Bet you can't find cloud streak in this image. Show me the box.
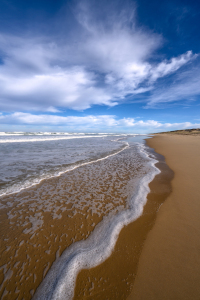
[145,64,200,108]
[1,112,199,133]
[0,0,197,113]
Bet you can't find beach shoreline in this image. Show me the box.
[1,136,158,300]
[128,134,200,300]
[3,134,194,300]
[73,139,173,299]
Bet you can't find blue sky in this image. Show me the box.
[0,0,200,133]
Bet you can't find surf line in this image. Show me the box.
[0,139,129,198]
[0,135,110,143]
[33,143,160,300]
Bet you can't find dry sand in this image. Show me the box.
[128,134,200,300]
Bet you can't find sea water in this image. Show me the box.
[0,132,159,299]
[0,133,128,196]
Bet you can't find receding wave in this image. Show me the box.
[33,143,160,300]
[0,140,129,197]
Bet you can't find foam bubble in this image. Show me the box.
[0,133,133,142]
[0,135,107,143]
[33,143,160,300]
[0,140,129,197]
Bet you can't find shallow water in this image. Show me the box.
[0,133,157,300]
[0,133,129,196]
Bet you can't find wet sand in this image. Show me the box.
[73,146,173,299]
[128,134,200,300]
[0,145,146,299]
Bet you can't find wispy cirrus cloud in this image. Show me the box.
[145,64,200,108]
[149,51,197,82]
[0,0,197,113]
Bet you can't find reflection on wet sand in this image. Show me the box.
[1,146,146,299]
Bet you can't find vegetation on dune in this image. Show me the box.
[155,128,200,135]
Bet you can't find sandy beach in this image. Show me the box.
[0,136,173,300]
[0,0,200,297]
[0,145,133,299]
[1,133,200,299]
[1,137,155,300]
[128,134,200,300]
[73,143,173,299]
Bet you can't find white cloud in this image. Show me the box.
[0,112,118,127]
[0,65,114,110]
[145,66,200,108]
[0,1,197,112]
[0,112,199,133]
[149,51,197,82]
[46,106,61,113]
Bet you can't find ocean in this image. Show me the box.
[0,133,159,299]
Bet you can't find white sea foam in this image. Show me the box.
[0,140,129,197]
[33,143,160,300]
[0,135,107,143]
[0,132,133,138]
[0,134,134,143]
[0,132,74,136]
